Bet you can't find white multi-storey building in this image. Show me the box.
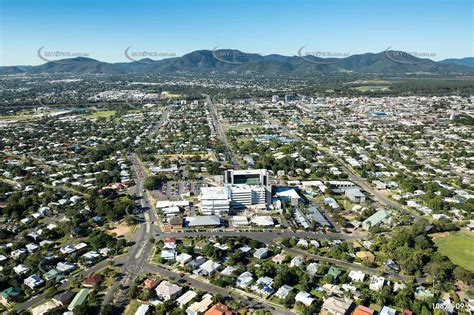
[224,169,271,210]
[199,186,231,215]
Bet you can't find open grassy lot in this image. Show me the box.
[124,300,142,315]
[227,124,262,130]
[0,115,38,121]
[84,111,116,118]
[352,85,390,92]
[432,231,474,271]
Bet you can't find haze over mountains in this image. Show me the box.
[1,49,473,76]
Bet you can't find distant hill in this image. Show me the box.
[1,49,473,76]
[440,57,474,68]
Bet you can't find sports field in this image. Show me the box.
[433,231,474,271]
[84,111,116,118]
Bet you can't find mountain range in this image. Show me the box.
[1,49,473,76]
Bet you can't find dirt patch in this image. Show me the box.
[109,224,132,238]
[430,232,449,239]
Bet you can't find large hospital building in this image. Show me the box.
[199,169,271,215]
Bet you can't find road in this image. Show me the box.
[158,230,366,242]
[321,147,427,222]
[142,264,295,315]
[148,107,169,140]
[206,95,241,169]
[16,258,115,312]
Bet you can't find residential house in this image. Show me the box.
[348,270,366,282]
[353,305,374,315]
[251,277,274,296]
[295,291,314,306]
[356,251,375,263]
[196,260,221,276]
[327,266,342,279]
[274,285,293,300]
[176,290,197,307]
[176,253,193,266]
[236,272,253,289]
[380,306,397,315]
[82,274,103,287]
[369,276,385,291]
[144,278,160,290]
[68,288,90,311]
[290,256,304,268]
[56,262,76,274]
[53,291,75,307]
[306,262,319,276]
[253,248,270,259]
[13,264,29,276]
[321,296,354,315]
[187,293,213,315]
[155,280,182,301]
[24,274,44,289]
[204,303,233,315]
[135,304,150,315]
[0,287,21,308]
[271,253,285,264]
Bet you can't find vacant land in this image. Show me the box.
[433,231,474,271]
[0,115,38,121]
[109,223,132,238]
[353,85,390,92]
[84,111,116,118]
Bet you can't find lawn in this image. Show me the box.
[433,231,474,271]
[84,111,116,118]
[0,115,37,121]
[227,124,262,131]
[353,85,390,92]
[124,300,142,315]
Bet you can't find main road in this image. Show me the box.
[206,94,241,170]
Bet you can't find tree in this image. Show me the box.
[144,175,166,190]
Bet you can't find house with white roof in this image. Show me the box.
[186,293,213,315]
[24,274,44,289]
[196,260,221,276]
[14,264,29,275]
[253,248,270,259]
[380,306,397,315]
[176,253,192,266]
[274,285,293,299]
[160,249,176,261]
[369,275,385,291]
[290,256,304,268]
[56,262,76,274]
[251,277,274,296]
[155,281,182,301]
[236,271,253,288]
[306,262,319,276]
[348,270,366,282]
[295,291,314,306]
[176,290,197,307]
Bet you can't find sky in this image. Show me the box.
[1,0,473,66]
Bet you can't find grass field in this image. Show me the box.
[84,111,116,118]
[0,115,37,121]
[433,231,474,271]
[227,124,262,130]
[353,85,390,92]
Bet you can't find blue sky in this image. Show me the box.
[1,0,472,65]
